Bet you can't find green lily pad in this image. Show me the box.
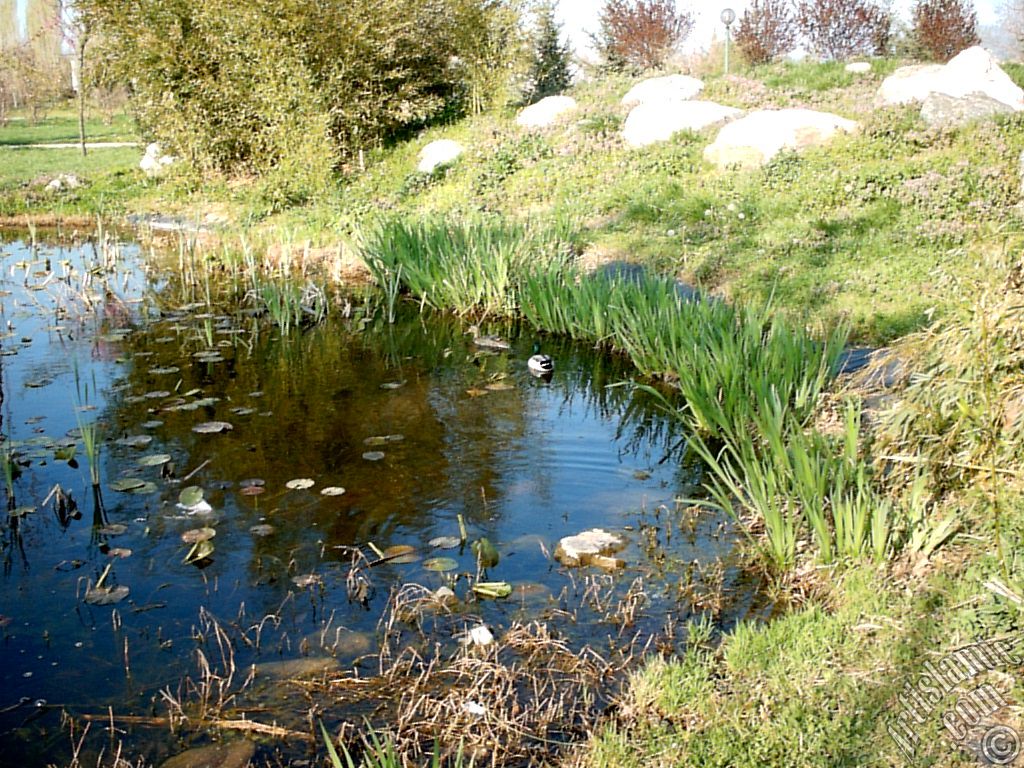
[249,524,275,537]
[429,536,461,550]
[148,366,180,375]
[423,557,458,572]
[144,390,171,399]
[178,486,204,507]
[193,421,232,434]
[138,454,172,467]
[110,478,146,492]
[130,481,159,495]
[116,435,153,449]
[472,581,512,599]
[141,420,164,429]
[363,436,388,447]
[184,538,215,564]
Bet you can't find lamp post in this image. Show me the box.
[721,8,736,76]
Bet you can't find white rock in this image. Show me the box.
[417,139,464,173]
[704,108,858,169]
[140,142,177,177]
[467,624,494,646]
[623,100,742,148]
[554,528,625,567]
[46,173,82,192]
[845,62,871,74]
[876,46,1024,110]
[620,74,704,107]
[515,95,578,129]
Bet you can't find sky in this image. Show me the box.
[555,0,1002,56]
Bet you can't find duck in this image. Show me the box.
[466,324,511,351]
[527,342,554,377]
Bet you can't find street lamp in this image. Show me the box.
[721,8,736,76]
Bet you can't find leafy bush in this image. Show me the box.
[795,0,893,59]
[592,0,695,71]
[735,0,799,65]
[526,0,572,102]
[79,0,522,196]
[911,0,980,62]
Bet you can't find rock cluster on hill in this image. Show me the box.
[704,108,858,169]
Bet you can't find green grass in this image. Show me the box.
[0,112,137,146]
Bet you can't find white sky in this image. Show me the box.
[555,0,1002,55]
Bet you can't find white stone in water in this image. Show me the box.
[515,95,578,129]
[621,74,704,106]
[467,624,494,646]
[554,528,625,567]
[417,139,464,173]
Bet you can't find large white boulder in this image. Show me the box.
[417,139,463,173]
[704,108,858,169]
[620,74,704,107]
[877,46,1024,110]
[623,100,742,148]
[140,142,176,177]
[516,95,578,129]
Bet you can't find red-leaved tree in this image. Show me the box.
[735,0,799,64]
[795,0,893,59]
[592,0,695,70]
[912,0,980,61]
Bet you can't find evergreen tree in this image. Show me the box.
[528,1,571,102]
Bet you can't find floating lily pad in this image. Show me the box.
[293,573,322,588]
[382,544,420,565]
[141,420,164,429]
[240,478,265,488]
[184,539,215,564]
[144,390,171,399]
[178,486,204,508]
[130,481,159,495]
[97,524,128,536]
[362,451,385,462]
[192,421,233,434]
[54,445,76,461]
[137,454,172,467]
[363,436,388,447]
[116,435,153,449]
[386,434,405,443]
[181,527,216,544]
[107,548,132,559]
[285,478,314,490]
[84,585,129,605]
[472,581,512,599]
[320,486,346,497]
[148,366,180,375]
[249,524,275,537]
[423,557,458,572]
[429,536,461,550]
[229,407,256,416]
[239,485,264,497]
[110,478,146,492]
[380,381,406,390]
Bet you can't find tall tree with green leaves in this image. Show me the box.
[0,0,18,50]
[26,0,62,68]
[527,1,571,102]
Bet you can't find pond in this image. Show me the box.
[0,232,760,766]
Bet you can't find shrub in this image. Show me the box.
[592,0,695,71]
[78,0,522,196]
[795,0,893,59]
[735,0,799,65]
[527,0,572,102]
[911,0,980,62]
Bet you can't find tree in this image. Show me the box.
[527,0,571,101]
[592,0,694,71]
[795,0,893,59]
[0,0,17,50]
[735,0,799,65]
[912,0,980,61]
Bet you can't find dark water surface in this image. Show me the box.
[0,234,758,765]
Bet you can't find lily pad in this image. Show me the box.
[239,478,265,488]
[423,557,458,572]
[380,381,406,390]
[144,390,171,399]
[471,537,500,568]
[148,366,180,375]
[320,486,346,497]
[110,478,146,492]
[84,585,130,605]
[192,421,233,434]
[249,524,275,537]
[239,485,264,497]
[178,486,204,508]
[362,451,385,462]
[382,544,420,565]
[293,574,322,588]
[97,523,128,536]
[184,539,215,564]
[141,420,164,429]
[472,581,512,599]
[229,407,256,416]
[107,548,132,559]
[137,453,172,467]
[116,435,153,449]
[181,527,216,544]
[285,478,315,490]
[130,481,159,495]
[429,536,461,550]
[363,436,388,447]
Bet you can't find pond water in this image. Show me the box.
[0,233,759,766]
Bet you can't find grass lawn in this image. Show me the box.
[0,111,137,146]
